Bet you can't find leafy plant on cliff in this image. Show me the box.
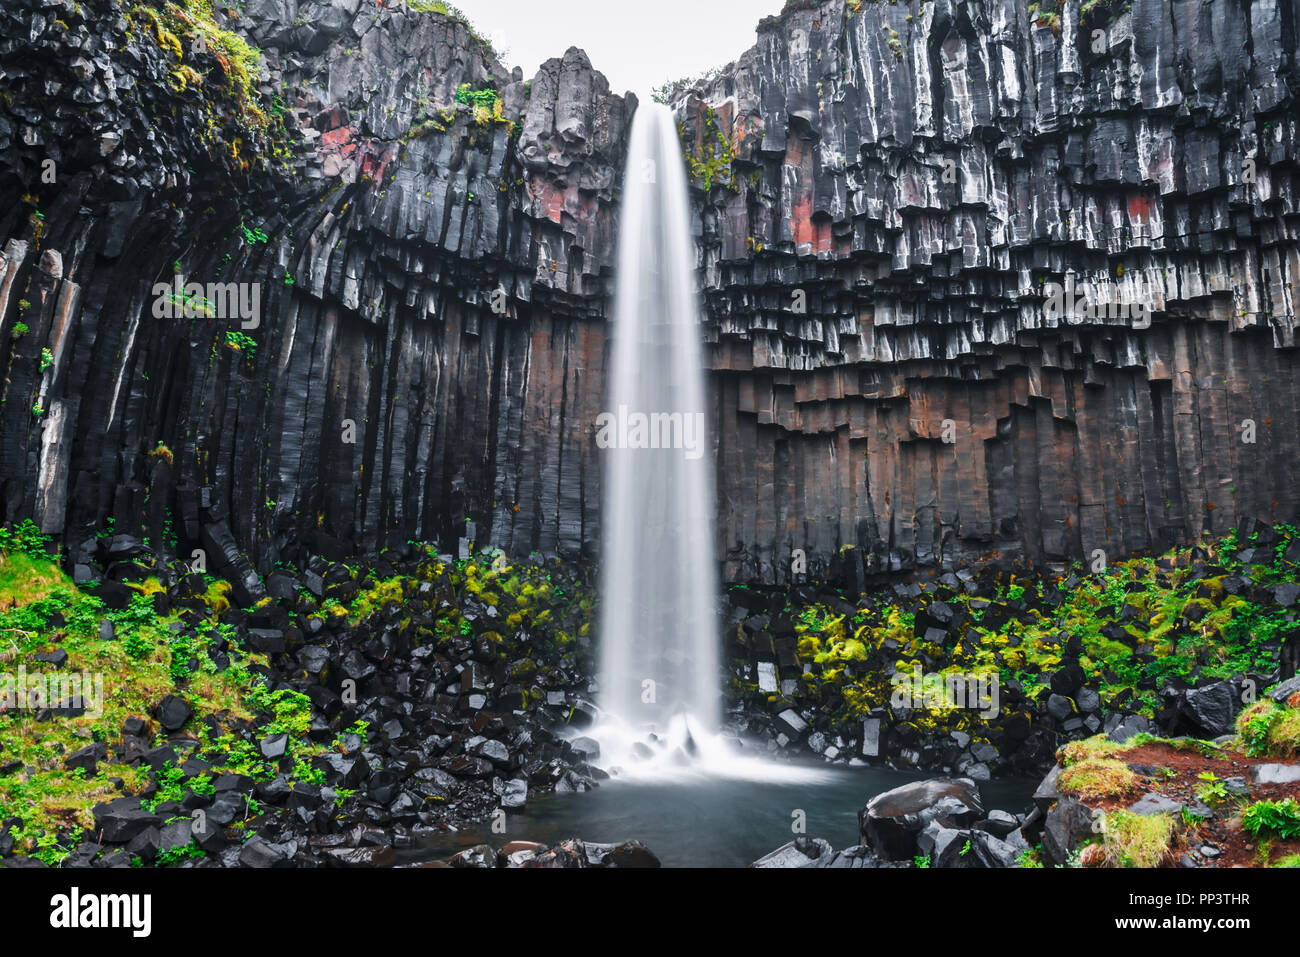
[453,83,511,129]
[1027,0,1063,33]
[223,330,257,359]
[679,107,736,193]
[883,25,904,60]
[239,221,269,246]
[149,442,174,466]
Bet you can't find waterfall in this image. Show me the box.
[591,103,828,784]
[597,101,721,742]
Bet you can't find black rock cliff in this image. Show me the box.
[1,0,1298,589]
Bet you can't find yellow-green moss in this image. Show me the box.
[1100,809,1174,868]
[201,578,231,615]
[1058,758,1139,802]
[347,576,406,623]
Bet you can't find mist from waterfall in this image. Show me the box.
[592,103,828,785]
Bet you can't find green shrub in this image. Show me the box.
[1195,771,1229,807]
[0,520,51,557]
[1242,798,1300,840]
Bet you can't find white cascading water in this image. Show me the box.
[591,103,827,785]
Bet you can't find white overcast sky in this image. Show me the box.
[448,0,784,98]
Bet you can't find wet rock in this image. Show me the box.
[1127,793,1185,816]
[568,700,600,728]
[259,733,289,760]
[1032,765,1061,814]
[498,841,546,867]
[322,845,396,867]
[96,848,133,868]
[861,717,884,758]
[205,792,247,827]
[448,844,496,868]
[64,742,107,776]
[751,836,835,868]
[1041,798,1095,868]
[158,819,192,852]
[154,695,191,732]
[126,827,162,864]
[975,810,1019,839]
[1046,694,1076,722]
[1265,676,1300,703]
[580,840,661,868]
[1180,682,1239,737]
[775,709,808,739]
[859,778,984,861]
[500,778,528,810]
[61,843,103,869]
[1251,764,1300,785]
[468,737,510,765]
[92,798,161,844]
[238,838,290,868]
[1107,715,1151,744]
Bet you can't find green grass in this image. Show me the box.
[1100,809,1174,868]
[1058,758,1139,802]
[0,526,327,863]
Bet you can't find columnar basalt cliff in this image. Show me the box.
[1,0,1298,592]
[677,0,1300,583]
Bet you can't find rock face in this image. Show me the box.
[2,0,1299,582]
[677,0,1300,581]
